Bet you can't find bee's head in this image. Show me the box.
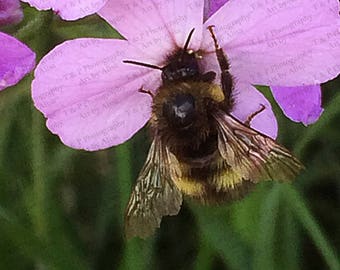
[162,93,196,129]
[161,50,199,82]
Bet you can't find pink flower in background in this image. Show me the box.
[31,0,340,151]
[204,0,226,19]
[0,32,35,91]
[0,0,35,91]
[271,85,323,125]
[22,0,109,20]
[0,0,23,25]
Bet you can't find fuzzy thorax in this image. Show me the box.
[150,81,225,158]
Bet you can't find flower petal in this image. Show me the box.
[203,0,340,86]
[46,86,153,151]
[22,0,108,20]
[231,82,278,139]
[0,0,23,26]
[204,0,227,20]
[0,32,35,91]
[98,0,204,64]
[32,38,161,150]
[271,85,323,125]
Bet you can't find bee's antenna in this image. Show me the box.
[124,28,196,70]
[183,28,195,52]
[123,60,163,70]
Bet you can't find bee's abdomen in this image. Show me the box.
[173,151,255,204]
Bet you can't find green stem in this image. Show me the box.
[281,205,300,270]
[253,184,281,270]
[115,142,153,270]
[194,239,214,270]
[30,106,47,239]
[115,143,133,218]
[0,82,27,181]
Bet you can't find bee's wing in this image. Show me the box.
[125,138,182,239]
[212,110,303,190]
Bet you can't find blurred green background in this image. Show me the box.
[0,5,339,270]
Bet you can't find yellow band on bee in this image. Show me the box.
[207,84,225,102]
[173,177,205,196]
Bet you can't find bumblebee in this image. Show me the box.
[123,27,303,238]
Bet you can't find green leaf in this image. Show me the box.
[284,185,340,270]
[279,204,300,270]
[115,142,154,270]
[51,15,122,40]
[229,183,270,244]
[253,184,281,270]
[0,208,90,270]
[194,241,214,270]
[294,91,340,157]
[193,205,251,270]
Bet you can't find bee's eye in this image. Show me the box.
[163,94,196,128]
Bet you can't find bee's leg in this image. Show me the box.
[207,25,233,108]
[244,104,266,127]
[138,86,154,98]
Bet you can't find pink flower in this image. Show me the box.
[22,0,109,20]
[207,0,338,125]
[0,0,23,26]
[31,0,340,151]
[0,32,35,91]
[204,0,226,19]
[0,0,35,92]
[271,85,324,125]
